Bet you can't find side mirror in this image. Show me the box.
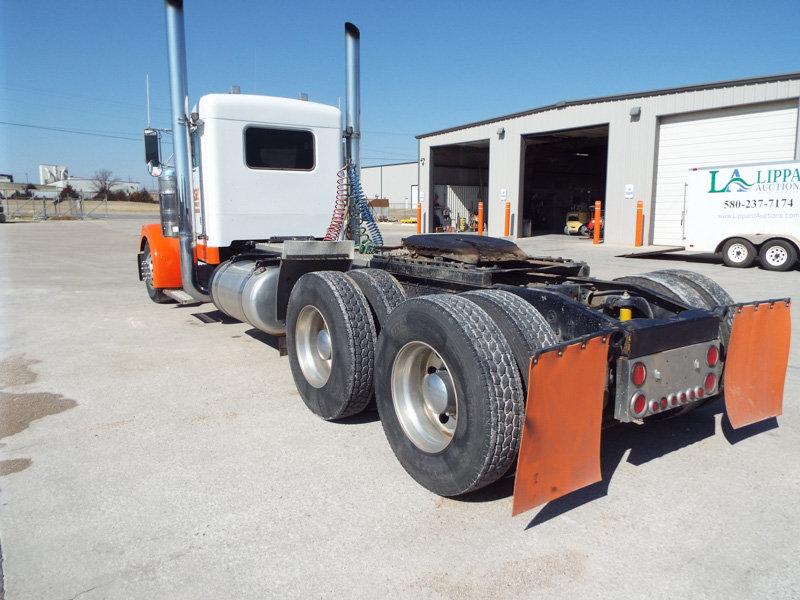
[144,128,161,166]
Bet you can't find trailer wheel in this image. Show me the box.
[142,241,173,304]
[721,238,757,268]
[286,271,376,420]
[375,294,524,496]
[462,289,557,387]
[758,239,798,272]
[346,268,407,332]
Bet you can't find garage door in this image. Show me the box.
[652,102,798,245]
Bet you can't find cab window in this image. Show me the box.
[244,127,314,171]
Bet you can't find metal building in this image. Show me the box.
[361,161,418,208]
[417,72,800,244]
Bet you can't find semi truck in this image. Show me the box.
[138,0,791,516]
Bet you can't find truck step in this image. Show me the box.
[164,289,200,304]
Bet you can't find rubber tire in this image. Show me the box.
[563,226,572,235]
[143,241,173,304]
[346,268,407,333]
[758,239,798,272]
[721,238,757,268]
[375,294,524,496]
[579,224,588,236]
[615,269,733,346]
[462,289,557,387]
[286,271,377,420]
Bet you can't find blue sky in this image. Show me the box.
[2,0,798,189]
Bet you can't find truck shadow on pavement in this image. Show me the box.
[453,398,777,527]
[522,399,777,529]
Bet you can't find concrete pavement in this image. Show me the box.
[1,218,798,599]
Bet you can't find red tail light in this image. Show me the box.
[631,362,647,386]
[631,393,647,416]
[650,400,660,413]
[695,386,704,399]
[707,345,719,367]
[688,389,696,401]
[669,394,678,407]
[679,392,688,404]
[704,372,717,393]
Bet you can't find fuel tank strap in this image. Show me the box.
[512,333,610,516]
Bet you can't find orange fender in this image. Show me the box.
[139,223,182,289]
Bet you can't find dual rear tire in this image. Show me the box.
[285,271,556,496]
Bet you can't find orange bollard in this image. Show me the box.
[416,202,422,234]
[593,200,602,245]
[634,199,644,247]
[477,202,484,236]
[504,201,511,236]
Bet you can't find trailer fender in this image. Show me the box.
[723,300,791,429]
[512,333,610,516]
[139,223,181,289]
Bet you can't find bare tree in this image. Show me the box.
[92,169,116,197]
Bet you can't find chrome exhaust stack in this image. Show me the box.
[164,0,209,302]
[344,22,361,171]
[344,22,361,242]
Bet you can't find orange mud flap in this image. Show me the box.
[723,300,791,429]
[512,334,610,517]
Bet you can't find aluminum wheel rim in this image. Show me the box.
[764,245,788,267]
[391,341,458,453]
[727,243,748,264]
[295,305,332,388]
[143,253,154,285]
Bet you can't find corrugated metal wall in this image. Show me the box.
[416,77,800,243]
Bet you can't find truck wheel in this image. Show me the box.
[286,271,376,420]
[579,224,589,236]
[142,241,173,304]
[563,226,572,235]
[375,294,524,496]
[721,238,756,268]
[759,239,798,272]
[462,289,557,387]
[346,268,407,333]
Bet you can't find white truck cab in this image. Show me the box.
[193,94,342,246]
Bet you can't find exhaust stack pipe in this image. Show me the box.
[344,22,361,170]
[344,22,361,242]
[164,0,209,302]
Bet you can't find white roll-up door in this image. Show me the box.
[652,102,798,245]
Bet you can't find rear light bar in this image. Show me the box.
[614,339,724,422]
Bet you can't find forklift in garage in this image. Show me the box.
[137,0,791,516]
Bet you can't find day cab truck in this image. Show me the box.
[683,161,800,270]
[138,0,791,516]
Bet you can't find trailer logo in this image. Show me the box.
[709,167,800,193]
[708,169,753,193]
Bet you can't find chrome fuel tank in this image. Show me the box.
[210,259,285,335]
[242,266,285,335]
[210,259,254,323]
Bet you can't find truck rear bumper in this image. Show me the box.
[512,299,791,516]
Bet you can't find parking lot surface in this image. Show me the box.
[1,218,798,599]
